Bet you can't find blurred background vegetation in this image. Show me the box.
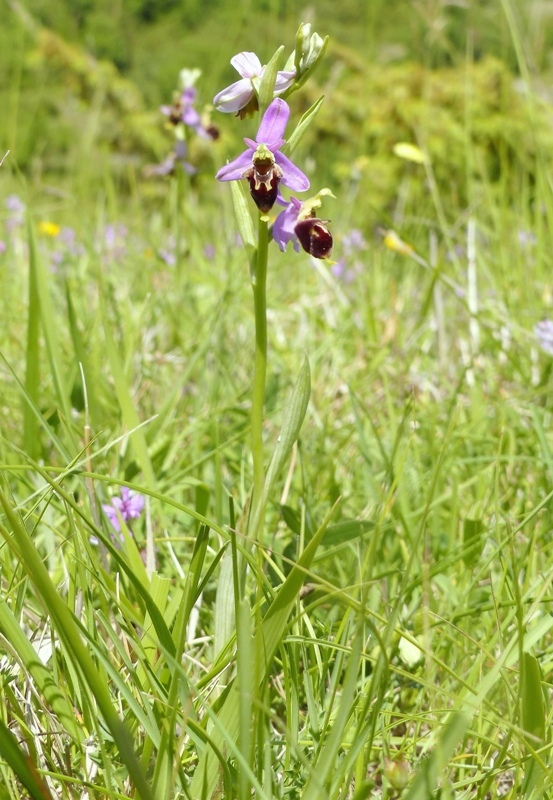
[4,0,553,215]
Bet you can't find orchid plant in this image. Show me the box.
[213,23,333,540]
[148,69,216,177]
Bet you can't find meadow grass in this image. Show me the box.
[1,2,553,799]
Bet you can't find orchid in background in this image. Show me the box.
[161,86,212,140]
[216,98,309,212]
[147,68,216,179]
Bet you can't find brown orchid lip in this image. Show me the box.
[295,217,333,259]
[244,162,283,213]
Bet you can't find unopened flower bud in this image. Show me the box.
[384,757,410,791]
[294,22,328,81]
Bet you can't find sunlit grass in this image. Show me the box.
[1,2,553,799]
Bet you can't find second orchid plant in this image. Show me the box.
[213,24,334,539]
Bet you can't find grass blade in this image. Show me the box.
[0,716,55,800]
[0,487,155,800]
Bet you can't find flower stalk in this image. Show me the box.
[250,214,269,534]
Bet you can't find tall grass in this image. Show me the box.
[1,1,553,799]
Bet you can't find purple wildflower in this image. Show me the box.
[213,52,295,117]
[517,229,537,248]
[331,228,367,282]
[535,320,553,356]
[158,234,177,266]
[103,223,129,262]
[216,98,309,212]
[342,229,366,252]
[0,241,6,254]
[272,189,334,259]
[5,195,25,233]
[102,487,145,533]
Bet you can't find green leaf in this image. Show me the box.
[0,489,155,800]
[0,596,83,741]
[301,627,363,800]
[402,711,470,800]
[101,305,156,486]
[230,179,256,262]
[462,517,484,567]
[521,653,547,797]
[522,653,546,743]
[0,716,55,800]
[65,281,101,428]
[24,220,41,460]
[263,356,311,503]
[283,96,324,156]
[249,356,311,540]
[190,500,339,800]
[27,218,75,445]
[321,519,374,547]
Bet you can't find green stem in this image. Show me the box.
[250,215,269,536]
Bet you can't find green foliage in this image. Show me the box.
[317,53,553,225]
[2,2,553,799]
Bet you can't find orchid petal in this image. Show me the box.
[216,149,253,181]
[231,52,263,79]
[182,105,201,127]
[275,151,310,191]
[244,137,260,151]
[272,197,302,252]
[181,87,197,104]
[256,98,290,147]
[213,78,254,112]
[274,69,297,93]
[126,493,145,517]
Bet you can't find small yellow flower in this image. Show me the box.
[383,229,414,256]
[38,221,61,237]
[393,142,427,164]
